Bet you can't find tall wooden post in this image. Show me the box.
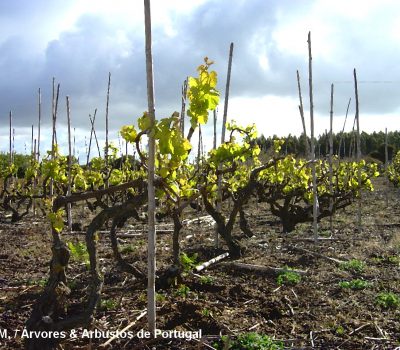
[354,68,362,232]
[144,0,156,335]
[308,32,318,243]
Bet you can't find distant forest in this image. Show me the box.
[256,130,400,162]
[1,131,400,178]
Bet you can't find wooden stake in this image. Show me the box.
[296,70,309,157]
[385,127,389,207]
[66,96,72,233]
[329,84,334,233]
[307,32,318,243]
[180,78,188,136]
[50,81,60,198]
[216,42,234,249]
[37,88,42,162]
[105,72,111,164]
[73,127,76,159]
[87,109,100,164]
[220,42,234,144]
[213,109,217,150]
[144,0,157,335]
[9,111,12,164]
[354,68,362,232]
[31,124,34,156]
[338,98,351,159]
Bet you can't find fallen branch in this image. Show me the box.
[100,309,147,348]
[68,229,173,237]
[288,237,341,242]
[364,337,390,342]
[289,246,344,265]
[195,252,230,272]
[349,323,370,336]
[183,215,215,227]
[221,262,308,276]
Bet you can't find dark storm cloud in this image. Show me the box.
[0,0,310,130]
[0,0,399,136]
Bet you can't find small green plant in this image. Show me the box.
[100,298,118,311]
[320,230,332,238]
[387,255,400,264]
[201,308,212,317]
[175,284,191,298]
[371,255,399,265]
[199,275,214,285]
[120,244,136,254]
[28,278,48,287]
[376,292,400,309]
[155,293,166,302]
[370,257,384,264]
[138,292,147,303]
[335,325,345,336]
[277,267,301,286]
[338,279,370,290]
[213,332,283,350]
[180,252,198,272]
[340,259,365,273]
[67,241,90,268]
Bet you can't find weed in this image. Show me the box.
[213,332,283,350]
[340,259,365,273]
[155,293,166,302]
[120,244,136,254]
[175,284,191,298]
[320,230,332,237]
[138,293,147,303]
[387,255,400,264]
[376,292,400,309]
[371,255,399,265]
[199,275,214,285]
[100,298,118,311]
[180,252,198,272]
[370,257,384,264]
[335,325,345,336]
[338,279,370,290]
[28,278,47,287]
[67,241,90,268]
[277,268,301,286]
[201,308,212,317]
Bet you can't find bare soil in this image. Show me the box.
[1,180,400,349]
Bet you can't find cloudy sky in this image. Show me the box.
[0,0,399,159]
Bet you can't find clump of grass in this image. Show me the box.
[100,298,118,311]
[120,244,136,254]
[213,332,284,350]
[27,278,48,287]
[387,255,400,264]
[155,293,166,302]
[370,255,399,265]
[201,308,212,317]
[174,284,191,298]
[338,279,370,290]
[199,275,214,285]
[340,259,365,273]
[376,292,400,309]
[277,267,301,286]
[67,241,90,268]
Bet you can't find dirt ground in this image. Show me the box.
[0,179,400,349]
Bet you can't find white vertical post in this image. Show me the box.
[144,0,156,335]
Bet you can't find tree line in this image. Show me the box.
[256,130,400,162]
